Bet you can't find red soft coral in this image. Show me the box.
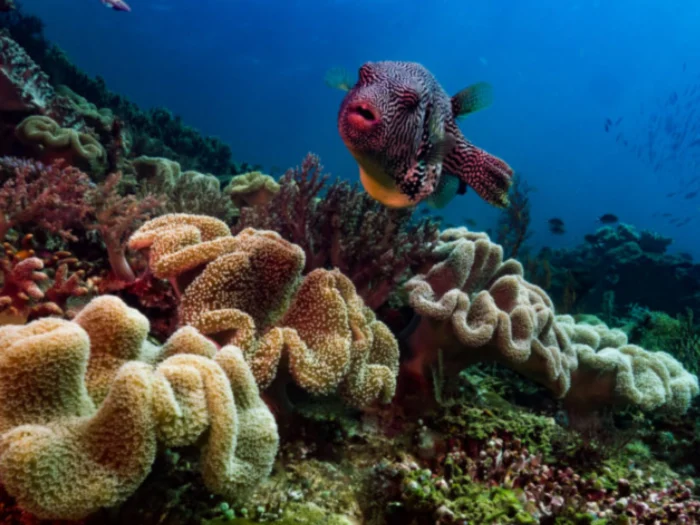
[0,242,90,321]
[86,171,164,282]
[234,153,439,310]
[0,157,92,241]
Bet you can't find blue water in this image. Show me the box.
[23,0,700,258]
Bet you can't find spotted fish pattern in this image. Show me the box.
[336,61,513,209]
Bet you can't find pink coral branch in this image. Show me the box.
[234,153,439,310]
[0,256,47,315]
[86,172,164,283]
[0,158,92,241]
[44,263,89,310]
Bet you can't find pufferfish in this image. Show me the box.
[327,61,514,209]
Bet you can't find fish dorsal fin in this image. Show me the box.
[324,66,354,92]
[451,81,494,118]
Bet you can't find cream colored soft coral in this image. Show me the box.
[0,318,95,434]
[74,295,159,403]
[224,170,280,208]
[405,227,699,414]
[129,215,400,408]
[0,296,278,520]
[15,115,105,163]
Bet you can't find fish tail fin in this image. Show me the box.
[424,174,460,209]
[447,141,513,208]
[324,66,353,92]
[451,81,494,118]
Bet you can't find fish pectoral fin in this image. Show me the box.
[451,81,494,118]
[324,66,353,92]
[424,134,457,166]
[448,142,513,208]
[424,174,460,209]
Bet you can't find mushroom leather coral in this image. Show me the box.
[404,227,699,414]
[225,170,280,208]
[128,213,400,408]
[0,295,278,520]
[15,115,104,163]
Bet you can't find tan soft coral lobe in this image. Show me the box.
[225,170,280,208]
[0,295,278,520]
[129,214,400,408]
[404,227,699,414]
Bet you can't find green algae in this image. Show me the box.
[203,502,355,525]
[437,396,560,457]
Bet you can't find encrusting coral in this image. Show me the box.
[403,227,699,414]
[0,295,278,520]
[127,213,400,408]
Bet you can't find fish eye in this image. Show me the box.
[358,64,374,84]
[396,87,420,109]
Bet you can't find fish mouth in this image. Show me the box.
[346,102,379,130]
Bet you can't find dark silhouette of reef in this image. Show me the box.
[0,3,257,177]
[527,223,700,320]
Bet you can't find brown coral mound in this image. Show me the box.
[128,213,400,408]
[404,228,699,414]
[0,295,278,520]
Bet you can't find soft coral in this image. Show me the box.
[0,157,91,241]
[85,171,163,282]
[234,153,439,309]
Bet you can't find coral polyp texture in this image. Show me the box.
[128,213,400,408]
[0,295,278,520]
[404,227,699,414]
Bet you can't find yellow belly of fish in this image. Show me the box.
[352,153,415,209]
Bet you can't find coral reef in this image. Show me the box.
[0,237,89,321]
[0,30,80,129]
[132,155,237,222]
[85,171,163,283]
[0,156,163,287]
[14,115,105,172]
[530,223,700,318]
[403,227,699,415]
[0,295,278,520]
[234,153,439,310]
[0,13,252,176]
[1,10,700,525]
[225,170,280,208]
[128,213,400,409]
[378,435,700,524]
[0,156,92,242]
